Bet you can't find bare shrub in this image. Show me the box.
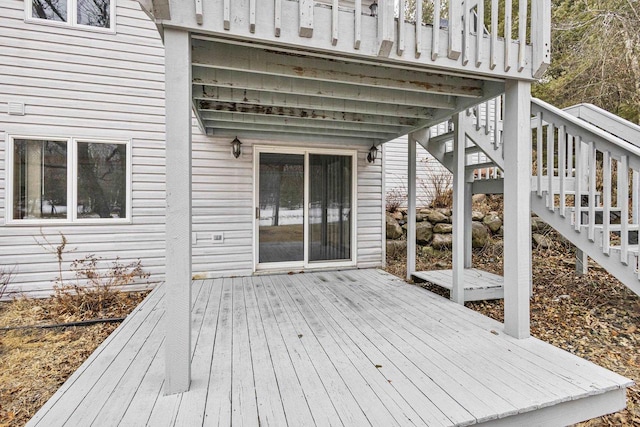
[51,255,150,319]
[386,187,407,213]
[0,267,15,300]
[421,158,453,208]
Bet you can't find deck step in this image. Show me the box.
[412,269,503,302]
[429,131,454,146]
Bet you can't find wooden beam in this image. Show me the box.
[163,28,192,395]
[199,110,412,132]
[192,67,460,109]
[192,86,435,120]
[206,128,380,145]
[191,40,484,98]
[503,79,531,339]
[299,0,314,37]
[204,120,398,140]
[198,106,418,128]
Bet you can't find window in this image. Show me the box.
[7,136,130,224]
[28,0,115,31]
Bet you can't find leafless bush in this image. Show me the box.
[386,187,407,213]
[0,267,15,300]
[420,158,453,208]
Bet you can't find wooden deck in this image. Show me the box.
[412,269,504,301]
[28,269,632,427]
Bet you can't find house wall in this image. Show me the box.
[384,134,451,208]
[0,1,384,297]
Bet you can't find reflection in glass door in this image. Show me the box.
[308,154,352,262]
[258,153,305,264]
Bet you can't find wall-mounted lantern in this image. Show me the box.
[231,137,242,158]
[369,1,378,17]
[367,144,379,163]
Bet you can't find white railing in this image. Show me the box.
[185,0,551,78]
[531,98,640,265]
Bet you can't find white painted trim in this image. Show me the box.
[24,0,117,33]
[4,134,132,226]
[253,145,358,272]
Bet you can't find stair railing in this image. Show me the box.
[531,98,640,265]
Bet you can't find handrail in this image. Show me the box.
[563,103,640,146]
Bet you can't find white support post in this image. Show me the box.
[452,113,465,304]
[464,181,473,268]
[407,133,417,280]
[531,0,551,78]
[164,28,193,395]
[503,79,531,339]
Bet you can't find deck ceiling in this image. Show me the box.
[191,37,504,145]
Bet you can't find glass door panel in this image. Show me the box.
[258,153,305,264]
[308,154,352,262]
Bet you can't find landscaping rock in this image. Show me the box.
[472,210,485,221]
[436,208,452,217]
[496,225,504,237]
[472,194,486,204]
[533,233,553,249]
[427,210,448,224]
[483,212,503,233]
[531,216,550,232]
[431,233,453,249]
[386,213,403,240]
[416,213,428,222]
[472,221,491,248]
[386,240,407,257]
[416,221,434,245]
[391,211,404,221]
[433,223,453,234]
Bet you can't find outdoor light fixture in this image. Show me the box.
[231,136,242,158]
[367,144,379,163]
[369,1,378,17]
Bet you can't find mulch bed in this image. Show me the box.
[386,229,640,426]
[0,291,147,427]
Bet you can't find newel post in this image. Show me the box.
[503,79,532,339]
[164,28,193,394]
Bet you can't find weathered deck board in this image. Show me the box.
[28,269,632,427]
[412,268,504,301]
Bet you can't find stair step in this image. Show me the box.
[429,131,454,146]
[467,161,499,171]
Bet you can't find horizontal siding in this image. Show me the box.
[383,135,451,207]
[0,1,384,297]
[0,0,167,298]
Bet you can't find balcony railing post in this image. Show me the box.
[531,0,551,78]
[377,0,395,57]
[448,1,462,60]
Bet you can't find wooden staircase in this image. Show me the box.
[415,96,640,299]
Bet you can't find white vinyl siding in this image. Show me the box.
[0,0,165,298]
[0,0,384,297]
[384,135,451,208]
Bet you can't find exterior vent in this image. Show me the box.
[8,102,25,116]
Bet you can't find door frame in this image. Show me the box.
[253,145,358,272]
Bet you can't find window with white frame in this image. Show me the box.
[8,137,130,223]
[28,0,115,31]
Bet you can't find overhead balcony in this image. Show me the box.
[141,0,550,81]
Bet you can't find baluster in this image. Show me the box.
[431,0,440,60]
[416,0,423,58]
[517,0,527,71]
[448,1,462,59]
[547,123,555,211]
[621,155,629,265]
[531,0,552,78]
[275,0,281,37]
[603,150,611,255]
[536,112,542,197]
[398,0,405,55]
[332,0,339,45]
[588,141,596,241]
[354,0,361,49]
[504,0,512,72]
[493,96,500,147]
[558,125,566,217]
[299,0,314,37]
[249,0,256,32]
[633,170,640,224]
[462,3,470,65]
[567,134,573,175]
[574,136,582,231]
[195,0,203,24]
[223,0,230,29]
[490,0,498,70]
[475,0,483,67]
[484,99,490,135]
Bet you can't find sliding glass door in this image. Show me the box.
[256,149,354,269]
